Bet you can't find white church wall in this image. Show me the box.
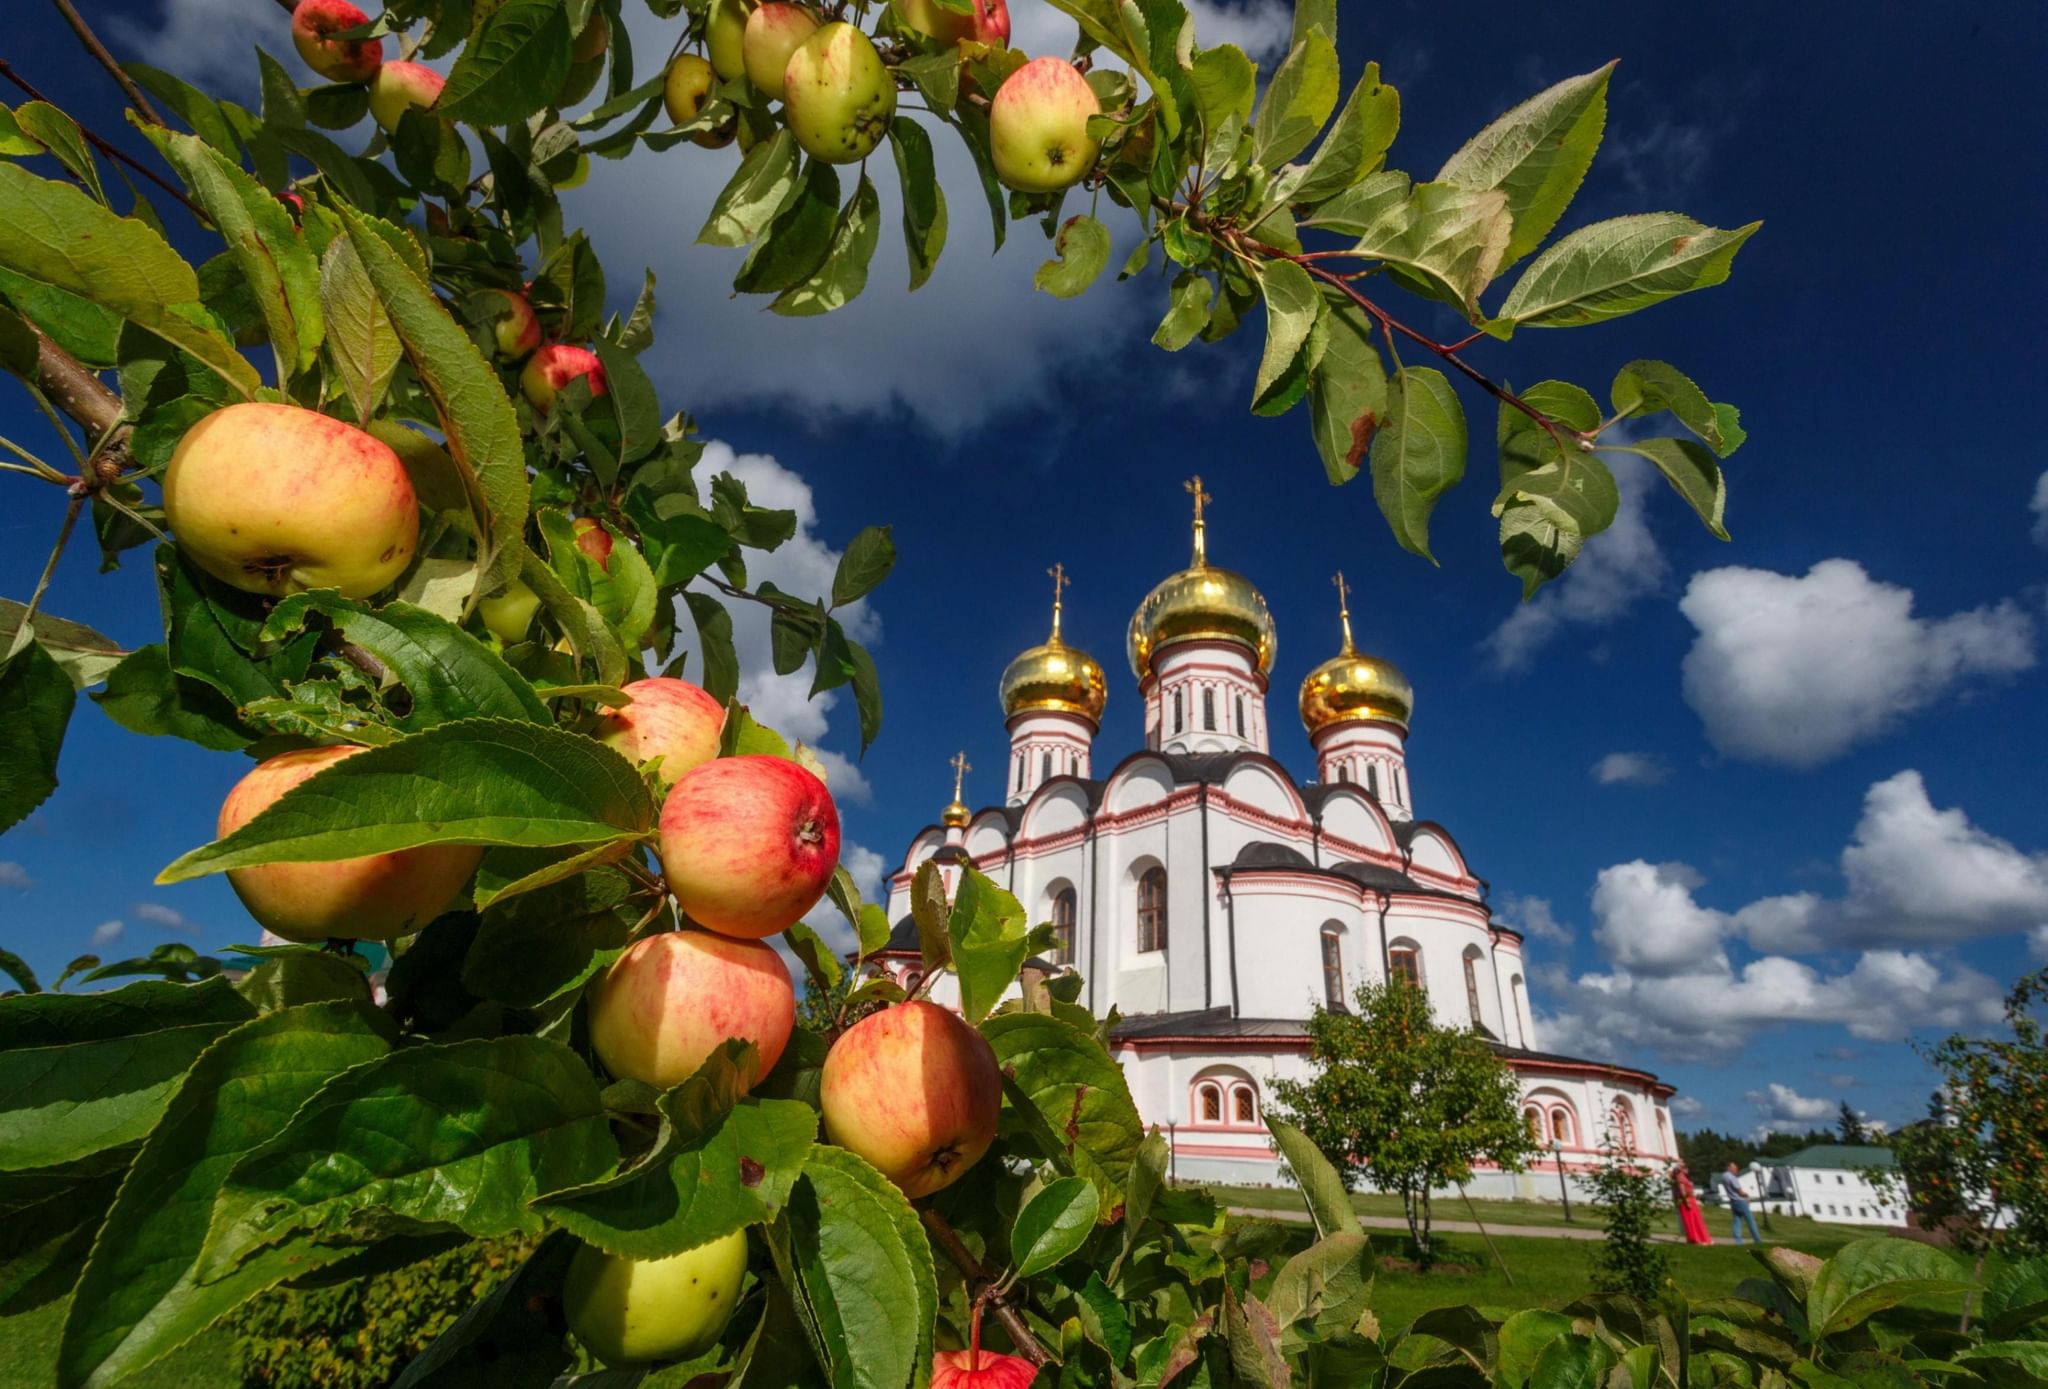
[965,819,1010,860]
[1225,874,1367,1019]
[1316,790,1397,859]
[1106,758,1174,814]
[1220,761,1299,821]
[1407,827,1468,886]
[1021,785,1089,839]
[1386,899,1499,1034]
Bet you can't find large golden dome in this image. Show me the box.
[1125,476,1276,679]
[1000,566,1107,725]
[1300,573,1411,735]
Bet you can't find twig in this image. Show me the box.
[0,60,203,220]
[20,493,87,633]
[48,0,166,125]
[17,330,134,479]
[918,1209,1051,1368]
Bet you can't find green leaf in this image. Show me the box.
[948,866,1031,1027]
[773,174,882,317]
[1265,1116,1360,1239]
[1369,365,1466,561]
[1497,1308,1576,1386]
[119,65,239,158]
[1010,1175,1099,1280]
[591,335,662,465]
[700,130,802,248]
[0,160,257,396]
[1268,1232,1374,1340]
[1296,62,1399,205]
[522,551,628,689]
[1984,1259,2048,1338]
[1307,300,1386,485]
[1610,359,1746,456]
[1496,213,1762,331]
[0,949,39,995]
[1190,44,1256,140]
[832,526,895,607]
[1438,64,1613,265]
[0,103,44,157]
[847,639,882,754]
[736,160,840,296]
[537,1044,817,1258]
[0,978,256,1172]
[0,638,76,834]
[1492,380,1613,595]
[438,0,573,125]
[784,1144,937,1389]
[1252,31,1339,167]
[1252,257,1322,413]
[1223,1287,1290,1388]
[56,1001,394,1389]
[1619,436,1729,540]
[199,1036,617,1277]
[887,119,946,292]
[1806,1238,1972,1340]
[983,1012,1142,1206]
[684,591,740,705]
[15,103,105,205]
[463,865,637,1007]
[157,718,654,883]
[1033,215,1112,300]
[91,643,251,751]
[334,200,531,599]
[1153,272,1213,352]
[389,1234,579,1389]
[253,49,307,130]
[319,235,401,425]
[0,1145,130,1318]
[138,125,322,380]
[233,950,373,1013]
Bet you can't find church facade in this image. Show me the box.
[880,481,1678,1199]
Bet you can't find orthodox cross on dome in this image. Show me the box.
[1333,571,1356,654]
[1046,562,1068,641]
[949,750,972,803]
[1184,475,1212,566]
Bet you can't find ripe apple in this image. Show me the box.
[820,1001,1002,1197]
[989,56,1100,193]
[563,1231,749,1367]
[520,344,608,412]
[478,288,540,360]
[783,22,895,165]
[572,10,610,62]
[899,0,1008,47]
[571,516,614,571]
[596,677,726,781]
[218,747,482,943]
[479,578,541,642]
[163,402,419,598]
[933,1347,1037,1389]
[662,52,735,147]
[658,755,838,939]
[368,60,445,133]
[707,0,752,81]
[742,3,819,97]
[589,930,795,1090]
[291,0,383,84]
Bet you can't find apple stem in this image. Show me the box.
[919,1209,1051,1368]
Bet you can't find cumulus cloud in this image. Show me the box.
[1486,454,1667,672]
[1679,560,2035,767]
[1670,1095,1706,1118]
[133,903,202,935]
[0,862,27,889]
[2031,925,2048,961]
[1746,1083,1835,1137]
[1592,752,1669,787]
[2033,470,2048,547]
[90,920,124,948]
[1493,890,1571,944]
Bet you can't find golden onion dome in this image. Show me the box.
[1126,476,1276,679]
[941,751,974,827]
[1299,572,1412,735]
[999,566,1108,724]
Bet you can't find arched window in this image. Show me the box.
[1040,751,1052,783]
[1137,867,1168,952]
[1551,1106,1575,1146]
[1201,687,1216,731]
[1014,753,1024,792]
[903,970,923,995]
[1050,887,1076,965]
[1525,1106,1547,1143]
[1463,949,1485,1029]
[1611,1099,1637,1154]
[1337,764,1350,783]
[1320,927,1344,1008]
[1172,690,1183,733]
[1232,1085,1256,1125]
[1234,694,1246,735]
[1389,942,1421,990]
[1198,1083,1222,1123]
[1366,763,1381,799]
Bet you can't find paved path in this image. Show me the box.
[1227,1206,1706,1245]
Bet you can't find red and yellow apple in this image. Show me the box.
[820,1001,1002,1197]
[572,9,610,62]
[478,287,540,360]
[933,1348,1037,1389]
[163,402,419,598]
[588,929,795,1090]
[368,60,445,132]
[563,1231,749,1367]
[707,0,752,81]
[218,747,481,943]
[783,22,895,164]
[479,577,542,642]
[989,56,1100,193]
[571,516,615,571]
[596,677,726,781]
[900,0,1009,47]
[291,0,383,84]
[658,755,838,939]
[742,3,819,96]
[520,344,608,412]
[662,53,736,147]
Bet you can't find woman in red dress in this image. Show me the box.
[1674,1167,1714,1245]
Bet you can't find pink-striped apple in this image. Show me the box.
[742,3,818,96]
[479,577,541,641]
[564,1231,749,1367]
[989,57,1100,193]
[596,677,726,782]
[520,344,608,412]
[218,747,481,943]
[479,288,540,360]
[368,60,444,132]
[291,0,383,84]
[900,0,1009,47]
[163,402,419,598]
[820,1001,1002,1197]
[588,929,795,1090]
[707,0,752,80]
[658,755,838,939]
[783,23,895,164]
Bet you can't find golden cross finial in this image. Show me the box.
[949,750,971,802]
[1333,571,1356,654]
[1185,475,1212,566]
[1046,562,1068,641]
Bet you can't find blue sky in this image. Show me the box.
[4,1,2045,1142]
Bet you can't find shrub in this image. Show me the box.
[1587,1142,1672,1298]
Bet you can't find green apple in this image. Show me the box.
[564,1231,750,1367]
[707,0,753,81]
[368,60,445,133]
[989,55,1100,193]
[663,53,737,146]
[479,578,541,642]
[783,22,895,165]
[741,3,819,97]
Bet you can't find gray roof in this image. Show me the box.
[1111,1007,1310,1041]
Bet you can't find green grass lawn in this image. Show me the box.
[0,1297,241,1389]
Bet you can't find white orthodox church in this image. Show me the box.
[880,480,1678,1199]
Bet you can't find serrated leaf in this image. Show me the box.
[0,603,124,690]
[699,130,801,248]
[983,1012,1142,1206]
[1369,366,1466,561]
[948,866,1031,1026]
[1306,301,1385,485]
[1496,213,1761,331]
[15,103,105,205]
[832,526,895,607]
[1010,1175,1099,1280]
[1622,436,1729,540]
[1252,257,1322,413]
[1610,358,1746,456]
[0,639,76,836]
[438,0,573,125]
[1265,1116,1359,1239]
[685,591,739,705]
[784,1145,937,1389]
[888,119,946,292]
[1439,64,1613,265]
[1153,272,1212,351]
[773,175,881,317]
[1034,215,1112,300]
[464,865,637,1007]
[1806,1237,1972,1339]
[1252,31,1339,167]
[1493,381,1613,596]
[319,236,401,424]
[848,639,881,753]
[1296,62,1399,205]
[736,160,840,296]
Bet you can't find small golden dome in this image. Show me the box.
[1300,572,1412,735]
[1126,475,1276,679]
[1000,566,1107,724]
[941,799,971,828]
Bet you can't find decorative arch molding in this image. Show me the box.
[1221,759,1303,821]
[1020,782,1092,838]
[964,820,1011,859]
[1405,821,1473,884]
[1316,788,1397,858]
[1387,934,1425,990]
[902,829,945,874]
[1104,756,1175,814]
[1189,1064,1263,1130]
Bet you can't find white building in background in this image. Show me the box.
[1755,1145,1906,1227]
[879,480,1678,1199]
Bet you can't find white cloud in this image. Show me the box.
[2030,925,2048,961]
[0,862,27,889]
[783,840,888,983]
[1590,860,1727,977]
[839,842,887,904]
[2032,470,2048,547]
[1591,752,1669,787]
[1486,454,1667,672]
[108,0,355,97]
[133,903,202,935]
[1670,1095,1705,1118]
[1733,770,2048,953]
[90,920,124,948]
[1679,560,2035,767]
[1746,1083,1835,1137]
[1493,890,1571,944]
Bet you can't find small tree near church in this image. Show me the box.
[1272,978,1535,1267]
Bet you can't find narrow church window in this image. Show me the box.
[1464,952,1484,1028]
[1198,1084,1221,1123]
[1234,694,1245,735]
[1172,690,1183,733]
[1202,687,1216,730]
[1137,867,1168,952]
[1232,1086,1256,1124]
[1015,753,1024,792]
[1051,887,1076,965]
[1389,944,1420,990]
[1525,1107,1546,1143]
[1320,928,1343,1008]
[1612,1100,1636,1154]
[1041,751,1052,783]
[1366,763,1380,798]
[1337,765,1350,784]
[1551,1107,1575,1145]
